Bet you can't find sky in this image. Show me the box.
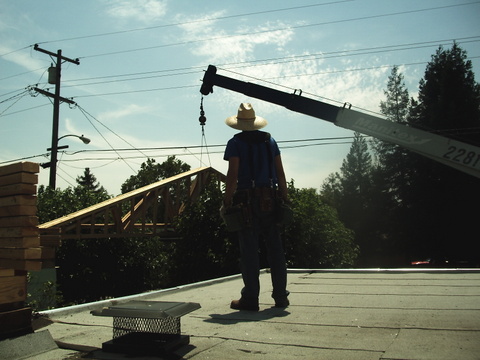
[1,0,479,195]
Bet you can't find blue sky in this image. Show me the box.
[1,0,479,194]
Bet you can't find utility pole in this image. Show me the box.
[33,44,80,189]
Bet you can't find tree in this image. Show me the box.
[76,168,100,191]
[285,184,358,268]
[369,66,414,265]
[37,177,113,304]
[167,174,239,285]
[45,157,196,304]
[121,156,190,193]
[37,184,111,224]
[401,44,480,264]
[334,133,373,228]
[373,65,411,171]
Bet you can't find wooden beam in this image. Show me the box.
[0,268,15,276]
[0,162,39,176]
[37,167,226,240]
[0,237,40,248]
[0,195,36,207]
[0,227,39,238]
[0,307,32,339]
[0,216,38,228]
[0,259,43,271]
[39,167,212,229]
[0,247,55,260]
[0,184,36,197]
[0,206,36,217]
[39,235,61,247]
[0,275,26,305]
[0,173,38,186]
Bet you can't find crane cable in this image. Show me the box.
[198,96,211,167]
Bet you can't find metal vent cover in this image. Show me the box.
[113,316,180,338]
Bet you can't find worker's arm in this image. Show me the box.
[275,155,289,202]
[224,156,239,207]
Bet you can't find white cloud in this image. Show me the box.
[106,0,168,23]
[0,45,46,74]
[176,13,294,64]
[97,104,151,122]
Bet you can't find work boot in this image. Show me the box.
[230,298,259,312]
[274,296,290,308]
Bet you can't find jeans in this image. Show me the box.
[236,195,288,302]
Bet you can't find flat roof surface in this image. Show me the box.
[19,269,480,359]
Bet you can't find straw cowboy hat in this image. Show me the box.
[225,103,268,131]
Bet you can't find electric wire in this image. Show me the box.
[0,89,45,117]
[0,89,29,105]
[76,105,149,158]
[56,151,77,187]
[0,45,32,58]
[2,126,479,167]
[0,2,478,174]
[2,37,478,115]
[77,105,137,173]
[31,1,355,46]
[0,103,50,118]
[2,1,473,62]
[76,2,480,59]
[57,36,480,89]
[1,2,478,90]
[0,136,361,166]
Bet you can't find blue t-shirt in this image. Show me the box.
[223,131,281,189]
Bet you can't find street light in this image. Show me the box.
[42,134,91,188]
[57,134,91,145]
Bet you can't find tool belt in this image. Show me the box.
[234,187,276,212]
[223,188,292,232]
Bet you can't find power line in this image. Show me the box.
[31,1,355,46]
[72,84,198,99]
[0,135,360,166]
[77,2,480,59]
[77,105,139,173]
[2,50,478,118]
[58,36,480,89]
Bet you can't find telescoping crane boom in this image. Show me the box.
[200,65,480,179]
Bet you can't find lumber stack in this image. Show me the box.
[0,162,58,339]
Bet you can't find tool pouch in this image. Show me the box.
[222,191,253,232]
[256,187,275,212]
[223,205,246,232]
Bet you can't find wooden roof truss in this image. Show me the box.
[39,167,225,240]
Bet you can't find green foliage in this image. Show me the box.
[121,156,190,193]
[37,184,111,224]
[322,133,379,266]
[167,175,239,285]
[76,167,102,191]
[26,273,63,312]
[321,44,480,267]
[56,237,172,303]
[399,43,480,263]
[285,184,358,268]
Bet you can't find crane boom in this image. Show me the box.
[200,65,480,179]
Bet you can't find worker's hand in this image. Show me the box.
[219,204,226,222]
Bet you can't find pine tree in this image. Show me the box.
[374,66,411,170]
[76,168,100,191]
[370,66,413,265]
[323,132,375,265]
[338,132,373,225]
[403,44,480,265]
